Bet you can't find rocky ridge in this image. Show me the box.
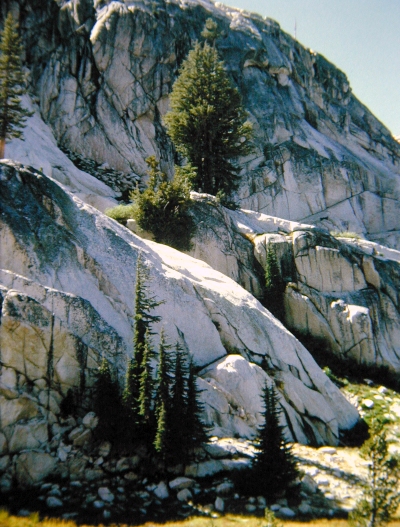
[177,194,400,374]
[2,0,400,249]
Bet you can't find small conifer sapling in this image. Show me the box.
[251,383,298,501]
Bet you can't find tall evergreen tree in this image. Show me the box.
[154,329,174,458]
[129,255,162,420]
[185,357,208,450]
[121,356,140,446]
[164,22,252,197]
[251,383,298,501]
[93,358,121,444]
[0,13,32,158]
[350,420,400,527]
[264,243,285,320]
[138,329,155,429]
[168,344,188,464]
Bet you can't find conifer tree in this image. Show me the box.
[0,13,32,158]
[154,329,174,458]
[264,243,285,319]
[349,420,400,527]
[129,255,161,417]
[93,358,121,443]
[168,344,188,464]
[251,383,298,501]
[164,21,252,197]
[138,329,155,434]
[185,357,208,450]
[121,357,140,445]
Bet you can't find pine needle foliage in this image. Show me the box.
[154,329,174,458]
[164,29,252,197]
[138,329,156,436]
[185,358,209,450]
[0,13,32,158]
[250,383,298,501]
[93,358,121,444]
[130,156,196,251]
[349,420,400,527]
[264,243,285,319]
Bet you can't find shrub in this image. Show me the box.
[130,157,196,251]
[105,203,134,224]
[331,230,362,240]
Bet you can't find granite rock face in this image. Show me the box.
[186,197,400,373]
[0,161,359,457]
[2,0,400,248]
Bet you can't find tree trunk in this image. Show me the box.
[0,138,4,159]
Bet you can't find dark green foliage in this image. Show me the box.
[138,329,156,438]
[164,34,252,197]
[93,358,122,443]
[59,388,77,418]
[154,341,209,465]
[248,383,298,501]
[121,357,140,445]
[154,329,173,458]
[185,358,209,450]
[129,156,196,251]
[168,344,188,463]
[264,243,285,319]
[131,254,162,409]
[0,13,32,158]
[349,420,400,527]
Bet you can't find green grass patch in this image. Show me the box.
[330,231,362,240]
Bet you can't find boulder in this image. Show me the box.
[98,487,114,503]
[8,420,48,453]
[169,477,195,491]
[0,395,40,429]
[153,481,169,500]
[15,452,57,487]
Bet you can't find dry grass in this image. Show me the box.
[0,510,399,527]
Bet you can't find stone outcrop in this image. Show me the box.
[186,196,400,373]
[3,0,400,249]
[0,160,360,474]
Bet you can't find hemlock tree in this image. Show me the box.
[168,344,189,464]
[251,383,298,501]
[349,420,400,527]
[130,255,161,409]
[185,357,208,451]
[154,329,174,459]
[138,328,156,435]
[93,358,121,444]
[164,24,252,198]
[0,13,31,158]
[264,243,285,320]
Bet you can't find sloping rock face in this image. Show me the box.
[2,0,400,248]
[0,161,359,466]
[186,196,400,373]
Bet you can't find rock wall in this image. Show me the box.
[0,160,360,486]
[186,197,400,373]
[2,0,400,248]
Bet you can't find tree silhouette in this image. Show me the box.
[164,21,252,198]
[251,383,298,501]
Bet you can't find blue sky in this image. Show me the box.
[221,0,400,138]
